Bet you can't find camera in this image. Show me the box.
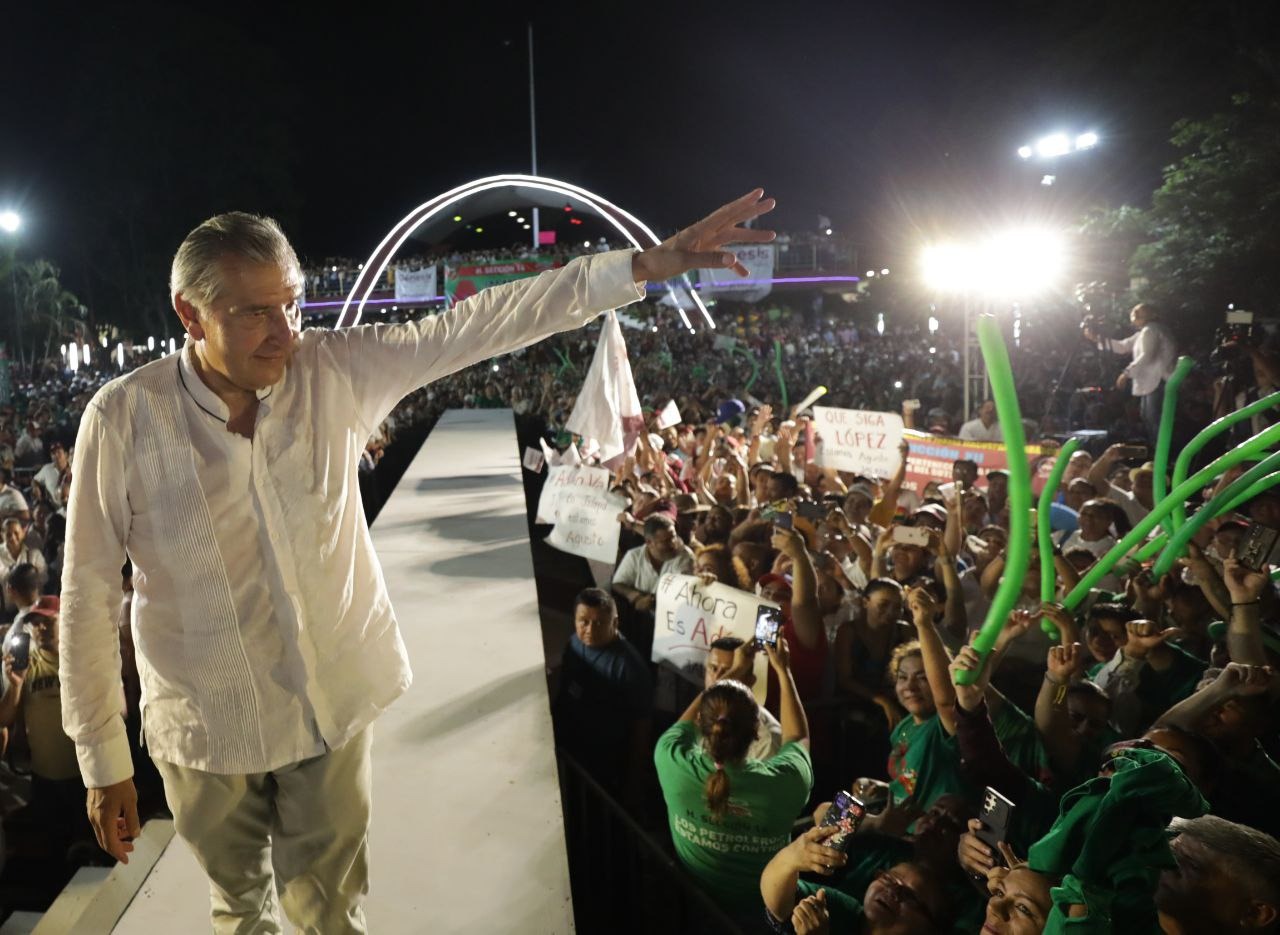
[1210,310,1259,379]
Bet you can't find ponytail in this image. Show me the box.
[698,682,758,821]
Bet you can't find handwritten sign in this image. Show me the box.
[656,398,683,429]
[539,465,624,563]
[813,406,904,476]
[652,574,774,699]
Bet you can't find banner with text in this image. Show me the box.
[538,464,624,563]
[444,257,559,305]
[814,407,904,476]
[901,430,1048,496]
[698,244,775,303]
[393,265,438,301]
[652,574,773,700]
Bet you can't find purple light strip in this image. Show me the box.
[301,275,863,311]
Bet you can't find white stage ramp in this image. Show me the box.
[113,409,573,934]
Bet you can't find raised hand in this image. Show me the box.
[995,609,1036,652]
[785,825,849,876]
[791,889,830,935]
[949,643,990,710]
[1046,643,1083,683]
[631,190,777,283]
[1122,620,1180,660]
[1214,662,1274,697]
[1222,557,1269,604]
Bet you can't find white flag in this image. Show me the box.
[656,399,682,430]
[565,310,644,468]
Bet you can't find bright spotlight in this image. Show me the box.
[1036,133,1071,158]
[508,210,517,217]
[517,217,525,223]
[1017,145,1033,160]
[928,316,939,334]
[492,364,500,371]
[865,270,876,278]
[893,380,903,389]
[824,228,833,236]
[920,228,1065,297]
[0,211,20,233]
[1075,132,1098,150]
[522,224,531,230]
[876,313,885,336]
[880,268,890,276]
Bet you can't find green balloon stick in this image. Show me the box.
[1038,437,1081,639]
[1062,421,1280,610]
[1153,357,1196,537]
[1151,450,1280,578]
[956,316,1032,685]
[773,340,789,411]
[1169,389,1280,532]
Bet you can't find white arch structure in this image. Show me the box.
[335,173,714,331]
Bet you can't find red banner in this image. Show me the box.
[902,430,1054,496]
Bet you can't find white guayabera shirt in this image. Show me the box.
[61,250,645,788]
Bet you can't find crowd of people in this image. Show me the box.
[2,231,1278,930]
[547,395,1280,932]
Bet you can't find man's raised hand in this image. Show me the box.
[631,189,776,284]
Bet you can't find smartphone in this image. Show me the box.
[974,787,1016,865]
[4,631,30,673]
[1237,522,1280,571]
[797,500,827,523]
[772,511,794,531]
[819,791,868,853]
[1116,444,1148,461]
[891,525,930,547]
[754,606,782,648]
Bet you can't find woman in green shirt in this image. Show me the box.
[884,587,971,810]
[655,637,813,913]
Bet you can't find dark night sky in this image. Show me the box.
[2,0,1277,316]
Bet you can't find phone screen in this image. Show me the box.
[4,632,30,673]
[773,512,794,531]
[754,606,782,647]
[819,791,867,853]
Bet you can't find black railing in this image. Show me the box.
[557,750,746,935]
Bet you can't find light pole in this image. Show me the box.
[0,212,21,370]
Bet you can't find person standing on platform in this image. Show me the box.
[1084,302,1177,444]
[59,190,776,932]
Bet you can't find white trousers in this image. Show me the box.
[154,727,372,934]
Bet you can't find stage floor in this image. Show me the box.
[113,409,573,933]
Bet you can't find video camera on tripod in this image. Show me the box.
[1210,310,1260,380]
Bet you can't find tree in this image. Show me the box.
[1081,95,1280,338]
[1,257,86,370]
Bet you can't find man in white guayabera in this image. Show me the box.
[59,190,776,932]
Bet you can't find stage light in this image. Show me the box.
[517,217,525,223]
[147,336,155,351]
[583,240,591,247]
[69,344,79,372]
[522,224,531,230]
[1041,175,1056,186]
[331,266,338,272]
[475,227,484,233]
[928,316,939,334]
[865,270,876,277]
[877,313,885,336]
[492,364,500,371]
[651,326,658,332]
[0,211,20,233]
[508,211,517,217]
[116,343,124,369]
[824,228,833,236]
[921,227,1065,298]
[1017,145,1033,160]
[1075,132,1098,150]
[453,215,462,222]
[1035,134,1071,158]
[893,380,903,388]
[929,347,936,354]
[880,268,889,275]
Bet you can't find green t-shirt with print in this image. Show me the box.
[655,721,814,909]
[887,714,973,810]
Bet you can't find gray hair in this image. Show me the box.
[1169,815,1280,904]
[169,212,303,309]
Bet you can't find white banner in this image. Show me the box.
[698,244,775,303]
[393,265,438,300]
[813,406,904,476]
[652,574,773,699]
[542,466,625,563]
[656,399,682,429]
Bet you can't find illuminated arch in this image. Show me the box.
[335,173,713,331]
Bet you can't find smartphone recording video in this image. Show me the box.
[754,606,782,648]
[819,791,868,853]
